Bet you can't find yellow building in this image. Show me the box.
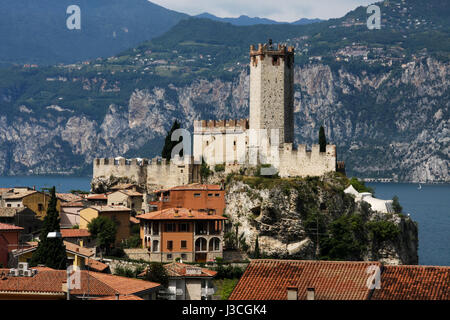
[107,190,144,214]
[79,206,131,245]
[13,240,108,272]
[1,188,61,220]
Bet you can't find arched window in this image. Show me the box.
[195,238,207,251]
[209,238,220,251]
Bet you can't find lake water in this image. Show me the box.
[0,176,91,193]
[367,182,450,266]
[0,176,448,266]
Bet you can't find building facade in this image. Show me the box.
[149,184,225,215]
[137,208,226,263]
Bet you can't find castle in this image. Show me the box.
[93,41,339,191]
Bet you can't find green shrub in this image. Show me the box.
[368,220,400,243]
[214,164,225,172]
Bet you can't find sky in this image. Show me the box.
[150,0,377,22]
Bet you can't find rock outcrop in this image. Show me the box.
[224,173,419,265]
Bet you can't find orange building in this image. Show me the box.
[137,208,227,263]
[0,223,23,267]
[150,184,225,215]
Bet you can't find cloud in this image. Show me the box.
[151,0,376,21]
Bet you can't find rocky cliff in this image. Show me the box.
[223,173,419,265]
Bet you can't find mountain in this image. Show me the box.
[0,0,448,182]
[194,13,321,26]
[0,0,188,65]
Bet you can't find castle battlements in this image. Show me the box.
[194,119,249,133]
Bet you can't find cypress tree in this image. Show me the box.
[319,126,327,152]
[161,120,182,160]
[30,187,67,269]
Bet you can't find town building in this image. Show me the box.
[60,201,85,229]
[107,189,144,214]
[79,205,131,245]
[85,193,108,206]
[140,262,217,300]
[229,259,450,300]
[149,184,225,215]
[0,223,23,267]
[0,264,160,300]
[0,207,41,242]
[0,187,61,220]
[60,228,95,248]
[137,208,227,263]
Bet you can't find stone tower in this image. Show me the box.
[249,40,295,145]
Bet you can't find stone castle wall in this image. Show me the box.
[278,144,337,178]
[93,157,200,191]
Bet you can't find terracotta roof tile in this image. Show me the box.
[371,265,450,300]
[56,193,83,202]
[86,194,108,200]
[0,222,24,231]
[87,205,131,212]
[229,259,380,300]
[60,229,91,238]
[0,268,160,297]
[136,208,227,221]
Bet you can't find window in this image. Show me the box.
[167,240,173,250]
[179,223,188,232]
[38,203,43,211]
[208,193,213,197]
[165,223,175,232]
[181,240,187,249]
[17,204,20,207]
[7,204,11,207]
[194,193,201,198]
[167,254,172,260]
[181,253,187,260]
[215,193,220,197]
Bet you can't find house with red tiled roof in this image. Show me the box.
[229,259,450,300]
[60,228,95,248]
[370,265,450,300]
[0,264,160,300]
[139,262,217,300]
[137,208,227,263]
[229,259,380,300]
[149,183,225,215]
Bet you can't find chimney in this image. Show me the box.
[306,288,315,300]
[287,286,298,300]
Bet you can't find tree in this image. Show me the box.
[161,120,182,160]
[319,126,327,152]
[253,236,260,259]
[145,262,169,288]
[392,195,403,214]
[30,187,67,269]
[88,216,118,255]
